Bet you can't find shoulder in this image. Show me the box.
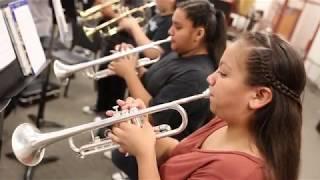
[190,153,265,180]
[180,55,215,71]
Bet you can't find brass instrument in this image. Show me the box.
[83,2,156,39]
[54,37,171,83]
[78,0,121,18]
[12,89,210,166]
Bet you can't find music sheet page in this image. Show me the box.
[0,11,16,71]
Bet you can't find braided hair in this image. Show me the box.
[242,32,306,180]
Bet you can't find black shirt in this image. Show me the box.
[145,14,172,56]
[142,52,215,140]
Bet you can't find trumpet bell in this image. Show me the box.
[12,123,45,166]
[53,60,71,85]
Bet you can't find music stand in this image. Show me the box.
[27,28,64,129]
[0,1,65,179]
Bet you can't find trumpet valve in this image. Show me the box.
[154,124,172,133]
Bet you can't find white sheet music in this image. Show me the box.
[0,11,16,71]
[10,1,46,74]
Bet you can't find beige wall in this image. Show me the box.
[290,2,320,52]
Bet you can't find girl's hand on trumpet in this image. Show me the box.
[108,43,139,79]
[107,97,156,158]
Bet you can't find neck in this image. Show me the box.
[224,122,259,156]
[158,9,173,16]
[181,46,208,57]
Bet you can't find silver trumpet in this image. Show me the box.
[54,37,171,83]
[12,89,210,166]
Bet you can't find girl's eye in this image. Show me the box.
[174,25,182,30]
[217,71,227,77]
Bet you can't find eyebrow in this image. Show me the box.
[172,20,181,26]
[219,62,232,70]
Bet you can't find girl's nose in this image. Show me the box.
[168,26,173,36]
[207,72,217,86]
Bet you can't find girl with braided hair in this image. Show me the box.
[108,0,226,179]
[108,32,306,180]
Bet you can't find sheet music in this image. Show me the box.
[9,0,46,74]
[0,11,16,71]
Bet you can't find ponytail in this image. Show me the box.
[209,10,227,66]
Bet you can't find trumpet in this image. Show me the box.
[78,0,121,24]
[78,0,121,18]
[12,89,210,166]
[54,37,171,83]
[83,2,156,39]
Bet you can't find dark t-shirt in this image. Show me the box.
[145,14,172,56]
[142,52,215,140]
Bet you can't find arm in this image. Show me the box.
[124,70,151,105]
[110,115,176,179]
[136,150,160,180]
[155,137,179,165]
[109,98,179,179]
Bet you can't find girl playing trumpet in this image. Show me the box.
[109,32,306,180]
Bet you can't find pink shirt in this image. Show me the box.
[160,118,265,180]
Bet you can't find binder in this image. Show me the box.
[8,0,46,74]
[2,7,32,75]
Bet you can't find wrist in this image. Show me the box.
[124,69,138,80]
[136,148,156,162]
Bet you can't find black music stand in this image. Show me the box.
[27,35,63,129]
[2,38,62,180]
[0,1,63,179]
[0,60,51,159]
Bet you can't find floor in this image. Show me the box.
[0,70,320,180]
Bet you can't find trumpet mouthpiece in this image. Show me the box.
[202,89,210,97]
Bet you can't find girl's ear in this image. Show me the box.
[248,87,272,110]
[195,27,205,41]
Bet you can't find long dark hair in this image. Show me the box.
[242,32,306,180]
[177,0,227,69]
